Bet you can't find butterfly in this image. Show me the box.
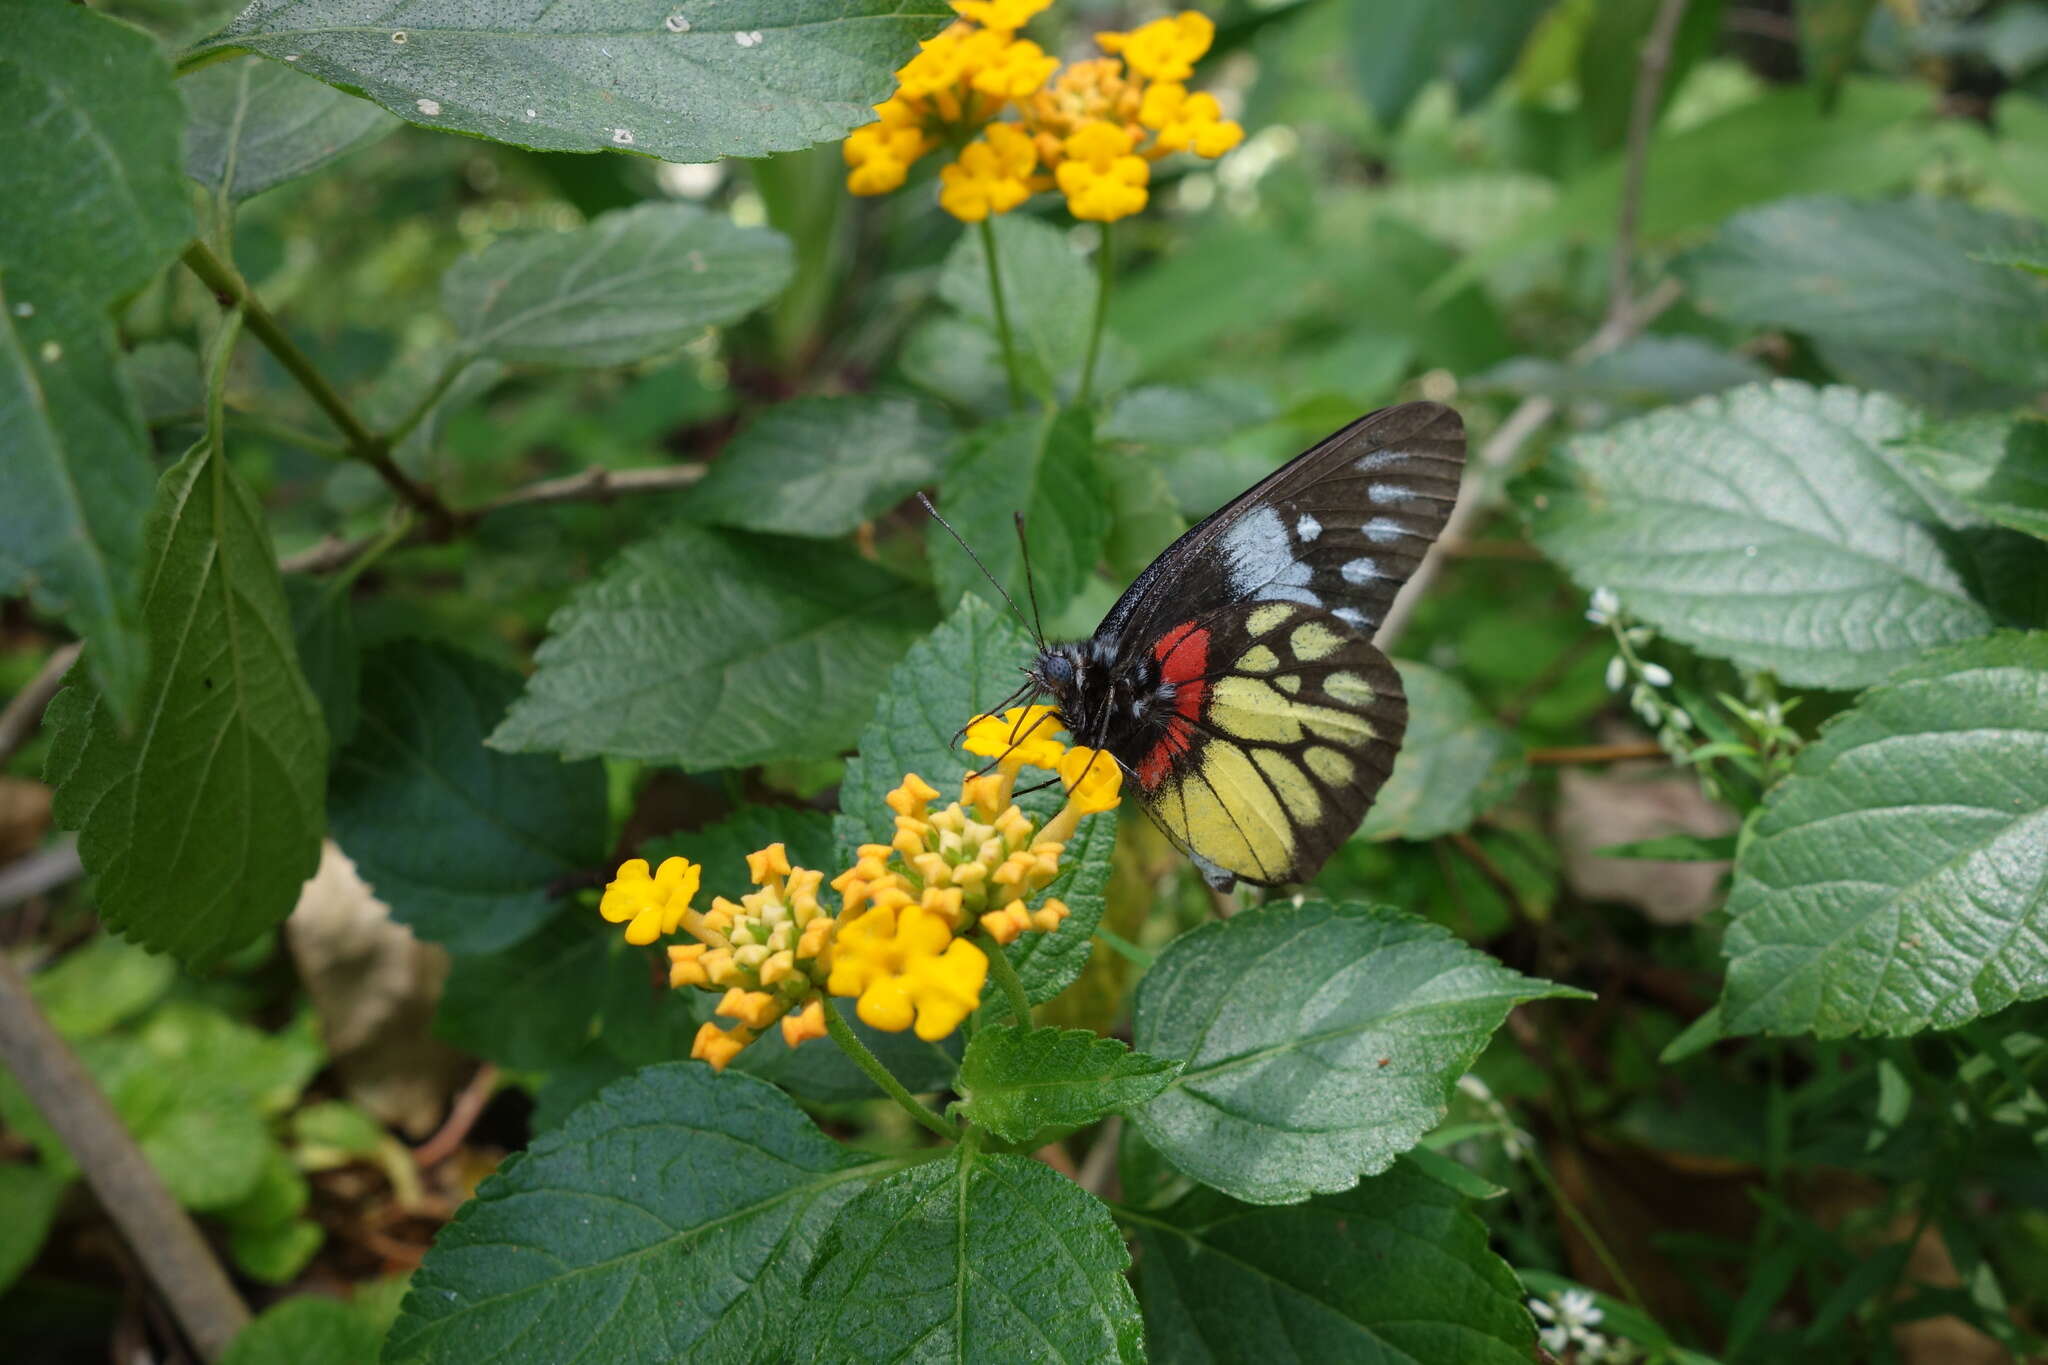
[1003,402,1465,890]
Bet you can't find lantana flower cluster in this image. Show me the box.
[594,706,1122,1071]
[843,2,1245,223]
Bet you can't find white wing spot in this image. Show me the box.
[1334,606,1368,631]
[1223,506,1319,608]
[1295,513,1321,541]
[1353,449,1407,472]
[415,98,440,116]
[1340,557,1381,584]
[1368,481,1425,506]
[1362,518,1407,544]
[664,14,691,32]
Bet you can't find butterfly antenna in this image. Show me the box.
[1014,511,1047,645]
[918,493,1043,646]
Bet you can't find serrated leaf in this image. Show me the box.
[183,55,397,201]
[929,407,1108,621]
[45,437,327,967]
[330,642,606,954]
[434,911,615,1071]
[200,1,949,164]
[136,1001,325,1118]
[940,215,1133,401]
[0,1164,67,1294]
[684,394,953,539]
[833,601,1116,1005]
[1722,633,2048,1038]
[283,576,360,750]
[800,1152,1143,1363]
[388,1064,894,1365]
[491,525,934,769]
[1348,0,1550,125]
[1132,1159,1536,1362]
[1896,416,2048,542]
[1,278,156,726]
[1522,381,2000,689]
[1131,900,1589,1205]
[443,203,791,368]
[1679,196,2048,404]
[1359,661,1525,842]
[0,3,193,303]
[1099,380,1277,449]
[898,313,1012,416]
[221,1297,382,1365]
[955,1025,1180,1144]
[100,1058,272,1211]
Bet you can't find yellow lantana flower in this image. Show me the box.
[1139,81,1244,158]
[963,703,1066,770]
[599,856,701,946]
[952,0,1051,32]
[828,900,989,1040]
[1056,120,1150,222]
[939,123,1038,222]
[1097,11,1215,83]
[844,96,934,195]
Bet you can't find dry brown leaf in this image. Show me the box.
[0,777,53,863]
[1556,765,1737,924]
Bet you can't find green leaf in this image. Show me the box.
[684,394,953,539]
[1131,1159,1537,1362]
[1358,661,1526,842]
[434,911,614,1071]
[1521,381,2000,689]
[0,278,156,727]
[899,313,1012,416]
[45,437,328,967]
[1001,800,1116,1009]
[201,1,949,163]
[182,55,397,201]
[97,1053,272,1210]
[1678,195,2048,403]
[126,339,204,426]
[283,576,360,750]
[928,407,1109,622]
[221,1144,312,1230]
[1347,0,1551,126]
[1598,833,1738,861]
[387,1063,892,1365]
[330,642,607,954]
[0,3,193,303]
[135,1001,325,1118]
[29,934,174,1037]
[1099,380,1277,449]
[443,203,791,368]
[0,1164,67,1294]
[1473,335,1771,407]
[221,1296,383,1365]
[1131,901,1589,1204]
[1101,453,1187,582]
[1721,633,2048,1038]
[800,1152,1143,1364]
[1896,416,2048,542]
[491,525,934,769]
[954,1025,1180,1145]
[229,1218,326,1286]
[940,215,1130,402]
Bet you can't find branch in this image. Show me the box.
[1527,741,1669,766]
[0,642,81,768]
[1608,0,1693,331]
[180,241,457,536]
[278,463,708,576]
[0,954,249,1359]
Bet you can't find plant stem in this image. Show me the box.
[977,217,1024,411]
[1078,220,1112,408]
[823,999,961,1143]
[383,353,474,451]
[983,938,1033,1025]
[179,240,456,534]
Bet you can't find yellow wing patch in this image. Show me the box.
[1247,604,1293,635]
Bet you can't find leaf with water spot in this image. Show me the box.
[183,55,398,201]
[197,1,950,164]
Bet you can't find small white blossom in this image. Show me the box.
[1585,587,1621,625]
[1604,655,1628,692]
[1639,662,1673,688]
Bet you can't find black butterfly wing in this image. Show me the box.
[1089,402,1464,886]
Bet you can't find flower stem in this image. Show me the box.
[977,217,1024,411]
[1078,220,1113,408]
[983,939,1033,1026]
[823,999,961,1143]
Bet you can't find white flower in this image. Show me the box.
[1604,654,1628,692]
[1585,586,1620,625]
[1639,662,1673,688]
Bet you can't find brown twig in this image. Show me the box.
[1446,831,1536,925]
[412,1063,501,1169]
[1527,741,1670,766]
[0,953,248,1359]
[0,642,81,768]
[1609,0,1693,332]
[279,464,708,575]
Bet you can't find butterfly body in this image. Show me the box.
[1024,401,1465,889]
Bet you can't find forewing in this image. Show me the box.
[1109,600,1407,887]
[1096,401,1464,656]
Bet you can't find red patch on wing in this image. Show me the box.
[1138,621,1210,789]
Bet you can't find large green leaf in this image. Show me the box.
[283,576,361,749]
[1678,196,2048,405]
[221,1298,383,1365]
[833,601,1117,1005]
[1521,381,2000,689]
[928,407,1109,622]
[940,215,1132,402]
[435,911,617,1072]
[45,438,327,967]
[330,642,607,954]
[1131,901,1587,1205]
[954,1025,1180,1145]
[1132,1159,1536,1362]
[0,1,195,723]
[387,1064,897,1365]
[684,394,953,539]
[1347,0,1551,127]
[800,1152,1143,1363]
[1722,634,2048,1038]
[490,525,934,769]
[183,55,398,201]
[1359,661,1526,842]
[1896,416,2048,543]
[197,1,950,163]
[443,203,792,368]
[0,1164,67,1295]
[0,2,193,303]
